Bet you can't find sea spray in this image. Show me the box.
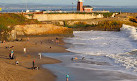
[120,24,137,40]
[106,25,137,72]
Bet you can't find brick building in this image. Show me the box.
[83,5,93,12]
[77,0,93,12]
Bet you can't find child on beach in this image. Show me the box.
[15,61,19,65]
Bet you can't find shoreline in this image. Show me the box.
[0,36,68,81]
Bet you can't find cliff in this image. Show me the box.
[13,24,73,36]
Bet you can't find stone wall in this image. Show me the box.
[26,14,103,21]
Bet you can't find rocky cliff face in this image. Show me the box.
[14,24,73,36]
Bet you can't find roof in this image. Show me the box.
[83,5,93,8]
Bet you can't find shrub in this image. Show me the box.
[98,20,122,31]
[93,12,113,18]
[129,18,137,23]
[102,13,113,18]
[0,24,12,40]
[64,20,122,31]
[65,22,96,28]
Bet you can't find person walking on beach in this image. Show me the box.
[32,60,35,69]
[66,74,69,81]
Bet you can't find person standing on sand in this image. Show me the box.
[27,37,29,41]
[10,50,14,59]
[24,47,26,54]
[32,60,35,69]
[56,37,59,43]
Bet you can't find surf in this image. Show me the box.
[64,24,137,74]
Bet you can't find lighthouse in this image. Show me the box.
[77,0,83,12]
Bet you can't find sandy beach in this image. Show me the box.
[0,36,68,81]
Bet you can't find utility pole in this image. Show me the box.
[25,0,28,11]
[72,2,74,12]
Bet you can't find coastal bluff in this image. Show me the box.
[13,24,73,36]
[25,13,104,21]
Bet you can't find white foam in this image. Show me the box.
[65,24,137,74]
[121,24,137,40]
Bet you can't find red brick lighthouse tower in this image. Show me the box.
[77,0,83,12]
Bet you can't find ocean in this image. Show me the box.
[64,24,137,75]
[1,7,137,13]
[93,7,137,13]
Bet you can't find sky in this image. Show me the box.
[1,0,137,6]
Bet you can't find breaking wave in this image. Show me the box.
[64,24,137,74]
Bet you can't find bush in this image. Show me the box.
[64,20,122,31]
[102,13,113,18]
[129,18,137,23]
[65,22,96,28]
[93,12,113,18]
[0,24,12,40]
[98,20,122,31]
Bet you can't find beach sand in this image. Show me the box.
[0,36,68,81]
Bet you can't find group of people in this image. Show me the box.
[8,48,39,70]
[71,57,85,61]
[0,40,6,43]
[51,37,60,44]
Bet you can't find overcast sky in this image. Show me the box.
[1,0,137,6]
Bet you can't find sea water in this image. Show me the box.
[64,24,137,75]
[2,7,137,13]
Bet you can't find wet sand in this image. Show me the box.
[0,36,67,81]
